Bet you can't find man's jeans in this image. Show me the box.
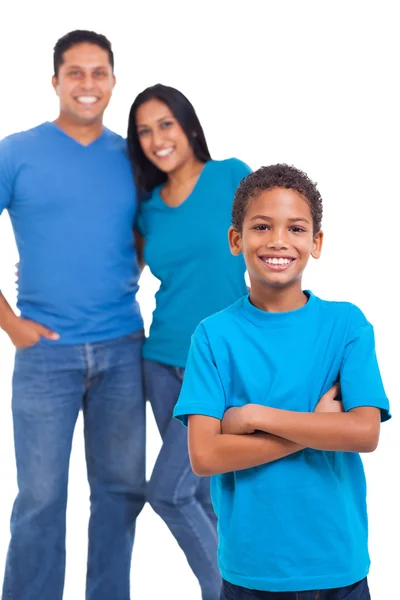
[143,359,221,600]
[2,332,146,600]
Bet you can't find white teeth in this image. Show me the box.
[77,96,98,104]
[155,147,174,157]
[265,258,292,265]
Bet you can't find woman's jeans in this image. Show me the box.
[143,359,221,600]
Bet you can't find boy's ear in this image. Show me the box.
[311,230,323,259]
[228,226,243,256]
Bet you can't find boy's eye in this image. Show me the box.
[253,224,270,230]
[290,226,306,233]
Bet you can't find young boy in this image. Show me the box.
[173,164,390,599]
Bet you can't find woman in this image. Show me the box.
[127,84,251,600]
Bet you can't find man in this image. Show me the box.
[0,30,145,600]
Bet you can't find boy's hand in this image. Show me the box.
[222,405,256,435]
[222,384,344,437]
[314,384,344,413]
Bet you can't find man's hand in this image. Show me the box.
[221,405,256,435]
[314,383,344,413]
[5,316,59,349]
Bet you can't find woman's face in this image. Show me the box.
[136,98,195,174]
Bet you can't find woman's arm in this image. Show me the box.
[134,230,146,271]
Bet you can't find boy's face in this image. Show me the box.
[52,42,115,126]
[229,187,323,292]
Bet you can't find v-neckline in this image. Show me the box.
[47,121,107,148]
[157,161,210,210]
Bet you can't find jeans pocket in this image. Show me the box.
[16,340,41,353]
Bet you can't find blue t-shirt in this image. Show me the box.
[174,292,390,592]
[137,158,250,367]
[0,122,142,344]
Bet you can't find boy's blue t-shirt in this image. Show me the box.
[174,292,390,592]
[136,158,250,367]
[0,122,143,344]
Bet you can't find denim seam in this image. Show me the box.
[172,463,217,573]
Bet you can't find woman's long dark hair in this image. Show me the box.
[127,84,212,200]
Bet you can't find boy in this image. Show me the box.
[173,164,390,599]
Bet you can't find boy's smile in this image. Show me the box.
[258,253,296,272]
[229,187,323,310]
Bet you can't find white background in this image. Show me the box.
[0,1,398,598]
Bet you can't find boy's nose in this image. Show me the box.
[267,235,289,250]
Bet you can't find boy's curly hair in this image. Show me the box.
[232,164,323,233]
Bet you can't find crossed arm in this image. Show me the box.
[187,389,381,477]
[222,404,380,453]
[188,416,304,476]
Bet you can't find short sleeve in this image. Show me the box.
[173,325,227,427]
[340,315,390,422]
[230,157,252,188]
[0,137,15,216]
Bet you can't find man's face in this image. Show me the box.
[52,42,115,125]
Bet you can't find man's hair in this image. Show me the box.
[53,30,114,76]
[232,163,323,233]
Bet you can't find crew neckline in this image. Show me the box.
[240,291,317,328]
